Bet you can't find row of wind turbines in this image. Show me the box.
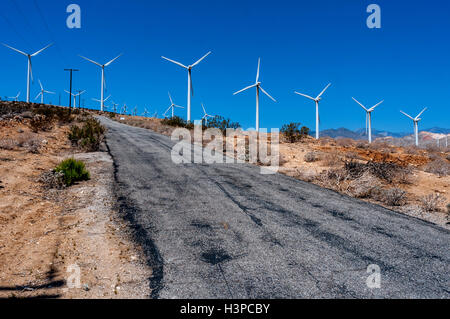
[2,42,430,146]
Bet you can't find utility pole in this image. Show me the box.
[64,68,79,113]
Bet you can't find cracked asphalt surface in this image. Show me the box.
[100,117,450,299]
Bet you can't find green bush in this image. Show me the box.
[161,116,189,128]
[54,158,90,187]
[281,123,309,143]
[205,116,240,133]
[68,118,105,151]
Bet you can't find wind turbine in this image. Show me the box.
[79,53,122,112]
[161,51,211,122]
[233,58,276,132]
[153,111,158,118]
[92,95,111,110]
[294,83,331,139]
[2,43,52,103]
[143,108,149,117]
[201,103,214,125]
[163,92,184,118]
[400,108,427,146]
[111,101,118,113]
[352,97,384,143]
[9,92,21,102]
[75,90,86,109]
[35,80,55,104]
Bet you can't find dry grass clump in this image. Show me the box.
[420,194,445,212]
[344,160,406,183]
[16,133,41,154]
[375,188,407,206]
[321,152,342,167]
[316,169,349,191]
[424,157,449,176]
[0,138,16,150]
[38,170,66,190]
[304,151,318,163]
[348,172,381,198]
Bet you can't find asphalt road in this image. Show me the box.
[100,117,450,299]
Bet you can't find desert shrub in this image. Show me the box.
[344,160,405,183]
[348,172,381,198]
[356,141,369,149]
[0,138,16,150]
[446,203,450,218]
[15,134,41,154]
[29,115,53,132]
[38,170,65,189]
[161,116,189,128]
[68,118,105,152]
[376,188,407,206]
[54,158,90,187]
[424,158,449,177]
[304,152,318,163]
[316,169,348,191]
[321,152,342,167]
[280,123,309,143]
[206,116,241,133]
[420,194,445,212]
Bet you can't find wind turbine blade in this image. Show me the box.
[164,105,172,115]
[191,51,212,67]
[294,91,315,101]
[400,111,414,120]
[35,92,41,100]
[79,55,102,67]
[369,100,384,111]
[316,83,331,99]
[104,53,122,67]
[256,58,260,82]
[168,92,173,104]
[233,84,257,95]
[201,103,207,115]
[45,91,55,94]
[161,56,188,69]
[260,86,276,102]
[104,95,111,102]
[352,97,368,111]
[415,107,427,120]
[174,105,184,109]
[31,43,53,57]
[2,43,28,56]
[38,79,43,91]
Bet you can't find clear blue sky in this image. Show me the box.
[1,0,449,132]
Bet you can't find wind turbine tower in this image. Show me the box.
[294,83,331,139]
[2,43,52,103]
[233,58,276,132]
[161,51,211,122]
[400,108,427,146]
[80,54,122,111]
[352,97,384,143]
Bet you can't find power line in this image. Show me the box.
[32,0,68,66]
[0,3,31,47]
[10,0,43,45]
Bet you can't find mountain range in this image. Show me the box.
[313,127,450,140]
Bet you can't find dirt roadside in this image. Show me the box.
[0,120,151,298]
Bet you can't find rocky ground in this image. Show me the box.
[0,107,151,298]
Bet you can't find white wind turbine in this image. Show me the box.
[233,58,276,132]
[163,92,184,118]
[66,90,86,108]
[92,95,111,110]
[9,91,21,102]
[35,80,55,104]
[352,97,384,143]
[2,43,53,103]
[80,54,122,111]
[161,51,211,122]
[294,83,331,139]
[400,108,427,146]
[201,103,214,125]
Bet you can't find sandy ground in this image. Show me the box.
[0,120,151,298]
